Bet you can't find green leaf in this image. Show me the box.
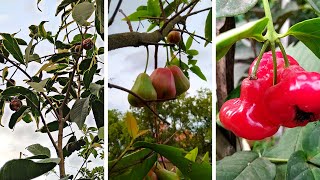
[1,33,24,64]
[217,0,258,18]
[2,66,8,83]
[185,147,198,162]
[287,151,320,180]
[25,35,36,65]
[9,106,30,129]
[47,52,71,62]
[109,149,157,179]
[27,78,49,93]
[84,64,97,89]
[190,66,207,81]
[23,113,33,123]
[164,0,182,17]
[15,38,27,46]
[72,2,95,26]
[205,9,212,46]
[125,112,139,139]
[284,18,320,59]
[306,0,320,15]
[0,158,59,180]
[37,121,68,133]
[286,41,320,72]
[26,144,51,158]
[217,151,276,180]
[186,32,195,50]
[89,83,103,98]
[147,0,161,17]
[38,21,48,38]
[216,17,268,60]
[187,49,199,56]
[147,23,157,32]
[56,0,77,16]
[125,10,150,21]
[91,99,104,128]
[45,63,68,73]
[133,142,212,179]
[95,0,104,39]
[226,85,241,101]
[98,127,104,140]
[70,97,90,129]
[202,152,210,164]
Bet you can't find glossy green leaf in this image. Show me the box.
[56,0,77,16]
[26,144,50,158]
[23,113,33,123]
[287,151,320,180]
[284,18,320,59]
[84,64,97,89]
[70,97,91,129]
[217,0,258,18]
[47,52,71,63]
[190,65,207,81]
[217,151,276,180]
[109,149,157,180]
[216,17,268,60]
[98,127,104,140]
[187,49,199,56]
[37,121,68,133]
[9,106,30,129]
[1,33,24,65]
[125,112,139,139]
[205,9,212,46]
[0,158,59,180]
[185,147,198,162]
[202,152,210,164]
[72,2,95,26]
[186,32,195,50]
[133,142,212,179]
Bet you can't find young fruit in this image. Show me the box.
[128,73,157,107]
[150,68,176,99]
[82,38,94,50]
[167,31,181,44]
[167,65,190,96]
[154,166,179,180]
[10,98,22,111]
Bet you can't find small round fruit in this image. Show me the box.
[82,38,94,50]
[10,98,22,111]
[167,31,181,44]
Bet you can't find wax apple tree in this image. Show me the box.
[217,0,320,179]
[108,0,212,179]
[0,0,104,179]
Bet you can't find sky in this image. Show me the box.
[108,0,213,112]
[0,1,103,179]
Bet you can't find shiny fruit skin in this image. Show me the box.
[168,65,190,96]
[10,98,22,111]
[167,31,181,44]
[150,68,176,99]
[128,73,157,107]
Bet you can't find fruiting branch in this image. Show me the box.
[108,83,170,125]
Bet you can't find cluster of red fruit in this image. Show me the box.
[220,51,320,140]
[128,65,190,107]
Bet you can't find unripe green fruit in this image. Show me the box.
[168,65,190,96]
[10,98,22,111]
[82,38,94,50]
[154,167,179,180]
[150,68,176,99]
[167,31,181,44]
[128,73,157,107]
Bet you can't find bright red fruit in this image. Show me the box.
[150,68,176,99]
[219,78,279,140]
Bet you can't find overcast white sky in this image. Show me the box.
[0,1,103,179]
[108,0,212,112]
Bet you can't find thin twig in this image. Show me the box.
[108,0,123,27]
[119,9,133,32]
[108,83,170,125]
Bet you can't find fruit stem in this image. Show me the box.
[271,42,278,85]
[265,157,288,163]
[262,0,278,42]
[144,46,149,73]
[251,41,270,79]
[277,39,290,68]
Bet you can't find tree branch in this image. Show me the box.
[108,0,123,27]
[108,83,170,125]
